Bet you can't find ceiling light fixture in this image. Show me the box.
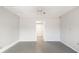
[37,8,46,16]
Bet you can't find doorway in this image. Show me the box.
[36,20,44,52]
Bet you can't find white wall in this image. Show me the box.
[0,7,19,48]
[19,17,36,41]
[60,7,79,52]
[19,16,60,41]
[44,17,60,41]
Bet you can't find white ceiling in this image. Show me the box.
[4,6,77,18]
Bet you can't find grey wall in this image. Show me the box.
[0,7,19,48]
[60,7,79,52]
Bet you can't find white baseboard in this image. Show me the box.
[0,40,19,53]
[44,40,60,42]
[19,40,36,41]
[61,41,78,53]
[19,40,60,42]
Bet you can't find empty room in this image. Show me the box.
[0,6,79,53]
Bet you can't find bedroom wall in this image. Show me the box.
[60,7,79,52]
[19,16,60,41]
[0,7,19,48]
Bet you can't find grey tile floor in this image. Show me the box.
[3,41,77,53]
